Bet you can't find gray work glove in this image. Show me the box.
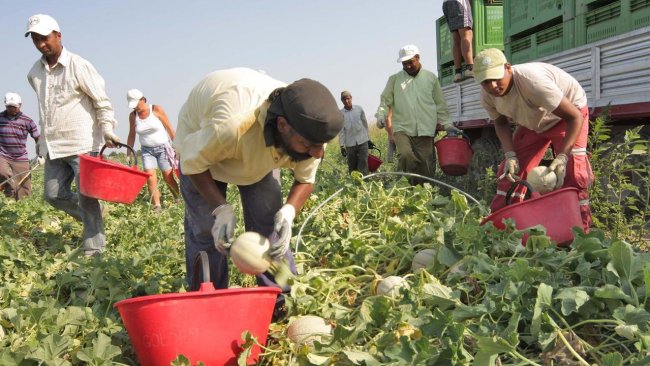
[103,130,121,148]
[125,154,134,166]
[499,151,520,182]
[270,204,295,259]
[445,125,462,136]
[211,203,236,254]
[376,114,386,129]
[548,153,568,190]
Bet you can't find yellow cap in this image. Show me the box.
[473,48,508,84]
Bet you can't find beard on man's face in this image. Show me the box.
[272,123,313,162]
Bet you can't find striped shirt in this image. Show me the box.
[0,111,40,161]
[27,48,117,159]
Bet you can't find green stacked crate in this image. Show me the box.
[574,0,628,45]
[506,20,575,63]
[436,0,504,71]
[438,61,455,87]
[436,16,454,67]
[504,0,575,41]
[630,0,650,31]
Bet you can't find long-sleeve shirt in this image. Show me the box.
[376,68,451,136]
[173,67,322,185]
[0,111,40,161]
[339,105,369,147]
[27,48,117,159]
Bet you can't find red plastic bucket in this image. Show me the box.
[115,283,280,366]
[79,143,150,204]
[481,181,583,246]
[435,134,473,176]
[368,147,383,172]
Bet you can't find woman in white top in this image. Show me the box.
[126,89,179,212]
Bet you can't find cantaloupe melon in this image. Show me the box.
[411,249,436,271]
[229,232,272,275]
[287,315,332,345]
[375,275,407,297]
[527,166,557,194]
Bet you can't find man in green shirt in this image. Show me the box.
[376,44,458,185]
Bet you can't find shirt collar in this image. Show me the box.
[1,110,22,120]
[40,47,71,68]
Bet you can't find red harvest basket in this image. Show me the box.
[368,147,383,172]
[79,143,150,204]
[434,134,474,176]
[115,252,280,366]
[481,181,584,246]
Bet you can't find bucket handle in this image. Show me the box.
[369,147,382,158]
[505,180,541,205]
[190,251,211,291]
[99,143,139,168]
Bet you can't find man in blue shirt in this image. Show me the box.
[338,91,370,175]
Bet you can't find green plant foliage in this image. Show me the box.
[0,129,648,365]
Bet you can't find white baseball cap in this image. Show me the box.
[397,44,419,63]
[4,93,22,107]
[25,14,60,37]
[127,89,144,109]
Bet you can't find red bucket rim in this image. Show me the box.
[480,187,580,225]
[114,286,281,308]
[80,154,150,177]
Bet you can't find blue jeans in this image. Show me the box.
[43,154,105,255]
[141,144,173,171]
[180,170,296,299]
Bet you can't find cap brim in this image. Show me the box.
[25,27,54,37]
[397,55,416,63]
[475,65,506,84]
[128,101,139,109]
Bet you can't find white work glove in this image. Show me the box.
[103,130,121,148]
[376,114,386,129]
[499,151,520,182]
[211,203,236,254]
[548,153,568,190]
[125,154,133,166]
[34,144,45,165]
[270,204,296,259]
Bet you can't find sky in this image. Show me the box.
[2,1,444,155]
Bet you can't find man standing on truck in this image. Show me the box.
[473,48,594,231]
[174,68,343,320]
[442,0,475,82]
[375,44,459,185]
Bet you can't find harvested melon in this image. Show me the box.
[411,249,436,271]
[287,315,332,345]
[527,166,557,194]
[375,275,407,297]
[229,232,272,275]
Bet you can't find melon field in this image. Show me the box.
[0,121,648,365]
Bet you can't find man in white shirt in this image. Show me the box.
[474,48,594,231]
[26,14,121,257]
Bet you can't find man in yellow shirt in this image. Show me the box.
[174,68,343,317]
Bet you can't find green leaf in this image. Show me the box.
[608,240,633,281]
[594,284,634,303]
[342,350,381,366]
[28,334,73,366]
[601,352,623,366]
[555,288,590,315]
[614,324,639,340]
[75,333,121,364]
[612,305,650,327]
[476,336,515,354]
[531,283,554,339]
